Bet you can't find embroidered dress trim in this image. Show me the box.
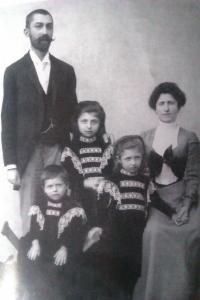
[121,169,135,176]
[83,167,101,175]
[80,148,102,154]
[80,136,96,143]
[28,205,45,230]
[46,209,60,216]
[61,147,83,174]
[121,192,144,201]
[103,180,121,204]
[120,180,145,189]
[117,204,145,211]
[47,201,62,208]
[58,207,86,238]
[100,145,113,169]
[81,157,102,164]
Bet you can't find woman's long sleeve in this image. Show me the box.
[182,132,200,208]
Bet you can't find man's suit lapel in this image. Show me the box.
[48,55,59,107]
[23,53,44,95]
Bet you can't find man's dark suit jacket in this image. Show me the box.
[1,53,77,175]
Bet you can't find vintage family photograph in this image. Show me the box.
[0,0,200,299]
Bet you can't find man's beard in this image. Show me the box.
[30,35,53,52]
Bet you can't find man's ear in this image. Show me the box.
[24,28,30,37]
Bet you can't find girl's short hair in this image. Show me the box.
[40,165,70,187]
[71,101,106,140]
[149,82,186,110]
[113,135,146,173]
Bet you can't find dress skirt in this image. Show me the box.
[133,181,200,300]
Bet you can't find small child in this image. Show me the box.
[17,165,86,300]
[61,101,113,299]
[99,135,149,300]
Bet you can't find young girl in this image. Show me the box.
[61,100,113,226]
[61,101,114,299]
[99,135,149,300]
[17,165,87,300]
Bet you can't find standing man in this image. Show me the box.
[1,9,78,235]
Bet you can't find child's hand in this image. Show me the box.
[27,239,40,260]
[83,227,103,252]
[54,246,68,266]
[83,177,104,191]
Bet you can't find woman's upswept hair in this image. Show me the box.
[149,82,186,110]
[71,101,106,140]
[113,135,147,174]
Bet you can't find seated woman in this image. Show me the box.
[133,82,200,300]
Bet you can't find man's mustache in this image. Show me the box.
[38,35,55,42]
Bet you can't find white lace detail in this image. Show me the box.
[80,136,96,143]
[57,207,86,238]
[120,192,144,201]
[117,204,145,211]
[80,148,102,154]
[120,180,145,189]
[103,180,121,205]
[28,205,45,231]
[46,209,60,216]
[100,145,113,169]
[61,147,83,174]
[81,157,102,164]
[83,167,101,175]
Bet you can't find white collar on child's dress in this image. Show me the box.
[152,121,180,156]
[80,136,96,143]
[47,201,62,208]
[121,169,136,177]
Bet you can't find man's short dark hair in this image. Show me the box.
[40,165,70,187]
[25,9,53,28]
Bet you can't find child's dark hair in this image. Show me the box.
[71,101,106,140]
[113,135,146,173]
[40,165,70,187]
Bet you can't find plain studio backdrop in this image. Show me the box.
[0,0,200,262]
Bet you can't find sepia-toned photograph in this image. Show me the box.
[0,0,200,299]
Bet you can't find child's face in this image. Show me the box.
[119,147,142,175]
[43,177,68,201]
[78,112,100,138]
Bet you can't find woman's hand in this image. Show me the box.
[27,239,40,260]
[54,246,68,266]
[172,206,189,226]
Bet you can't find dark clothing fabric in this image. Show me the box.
[61,136,114,227]
[17,196,86,300]
[142,127,200,208]
[150,190,176,218]
[1,52,77,175]
[61,136,114,300]
[133,128,200,300]
[61,136,114,192]
[98,171,149,299]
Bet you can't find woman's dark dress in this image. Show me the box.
[133,128,200,300]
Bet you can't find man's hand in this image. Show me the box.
[54,246,68,266]
[27,239,40,260]
[7,168,21,189]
